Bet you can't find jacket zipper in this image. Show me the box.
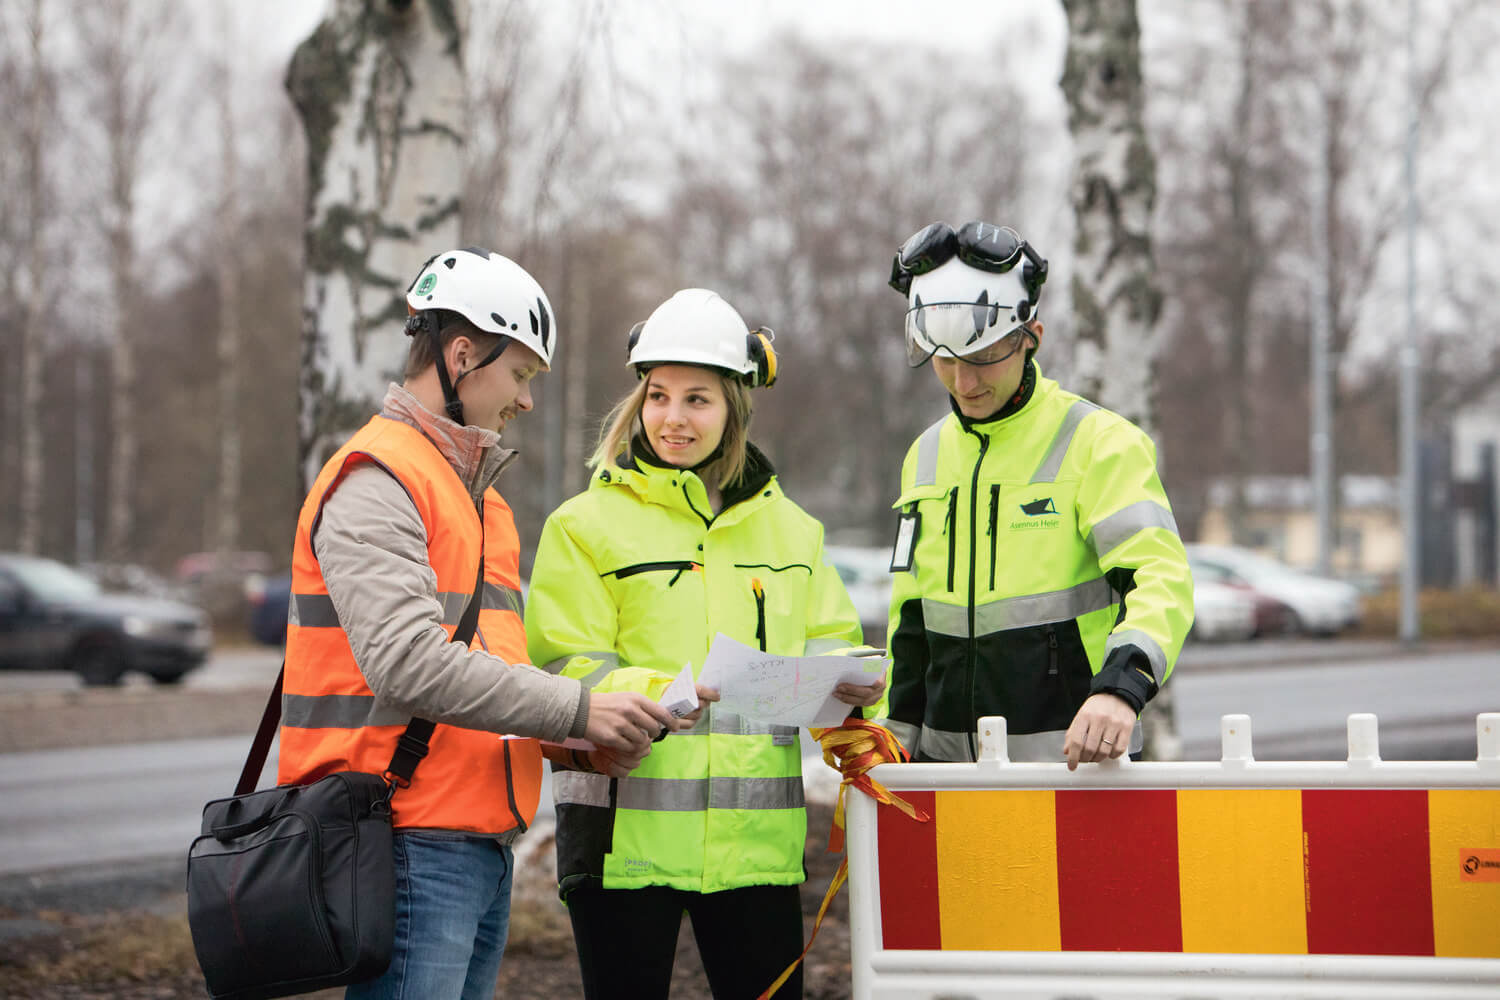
[1046,624,1059,676]
[751,578,767,652]
[987,483,1000,591]
[966,433,989,754]
[943,487,958,593]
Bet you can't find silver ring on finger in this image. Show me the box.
[1100,738,1114,746]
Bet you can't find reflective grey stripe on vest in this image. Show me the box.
[290,593,340,628]
[911,417,948,488]
[919,726,974,762]
[804,637,849,656]
[293,589,472,629]
[1087,499,1180,557]
[482,581,523,616]
[919,725,1138,762]
[607,775,804,812]
[542,651,619,688]
[883,718,920,755]
[282,692,408,729]
[920,576,1115,638]
[699,713,799,740]
[554,769,611,808]
[1030,400,1100,484]
[1105,628,1168,684]
[436,590,472,626]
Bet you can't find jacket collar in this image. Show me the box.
[595,440,778,519]
[381,383,518,502]
[952,357,1039,430]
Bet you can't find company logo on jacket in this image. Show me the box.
[1010,496,1061,532]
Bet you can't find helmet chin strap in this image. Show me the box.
[416,310,467,426]
[419,309,514,427]
[453,338,511,390]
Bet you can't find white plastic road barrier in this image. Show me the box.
[845,713,1500,999]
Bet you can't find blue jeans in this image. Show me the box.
[346,831,515,1000]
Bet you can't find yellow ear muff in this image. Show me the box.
[748,328,778,388]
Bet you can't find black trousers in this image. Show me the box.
[566,882,804,1000]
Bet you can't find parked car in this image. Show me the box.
[244,571,292,647]
[1186,543,1362,636]
[1189,578,1258,642]
[84,561,191,602]
[0,552,213,685]
[825,544,894,641]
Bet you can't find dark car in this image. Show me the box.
[0,553,213,685]
[244,571,291,647]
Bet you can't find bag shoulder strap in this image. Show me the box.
[234,542,487,796]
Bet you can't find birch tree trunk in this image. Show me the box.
[1060,0,1162,433]
[103,192,138,563]
[286,0,466,485]
[1061,0,1180,761]
[214,43,243,556]
[16,0,48,556]
[76,0,163,563]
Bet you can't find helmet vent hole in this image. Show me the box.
[443,257,457,269]
[491,312,506,327]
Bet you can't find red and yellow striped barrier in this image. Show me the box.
[875,786,1500,958]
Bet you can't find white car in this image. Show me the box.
[1186,543,1362,636]
[824,544,895,641]
[1190,578,1257,642]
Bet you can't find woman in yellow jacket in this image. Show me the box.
[525,289,879,1000]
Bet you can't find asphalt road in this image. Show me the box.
[1,638,1496,883]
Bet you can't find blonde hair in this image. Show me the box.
[591,368,754,490]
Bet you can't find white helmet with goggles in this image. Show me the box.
[889,221,1048,367]
[626,288,778,388]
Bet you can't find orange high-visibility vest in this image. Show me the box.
[476,489,528,664]
[277,415,543,835]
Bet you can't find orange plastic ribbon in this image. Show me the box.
[755,718,929,1000]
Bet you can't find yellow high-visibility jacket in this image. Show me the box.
[880,365,1193,762]
[525,444,861,896]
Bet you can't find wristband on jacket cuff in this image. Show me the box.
[1089,645,1157,714]
[569,687,590,740]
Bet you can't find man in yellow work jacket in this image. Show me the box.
[878,221,1193,769]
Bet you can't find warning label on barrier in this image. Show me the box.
[1460,849,1500,883]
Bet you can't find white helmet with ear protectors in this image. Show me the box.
[626,288,778,388]
[904,257,1039,367]
[405,246,556,367]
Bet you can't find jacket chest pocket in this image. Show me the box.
[985,482,1081,595]
[892,485,959,593]
[731,564,812,653]
[606,559,705,639]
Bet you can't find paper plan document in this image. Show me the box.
[697,633,888,728]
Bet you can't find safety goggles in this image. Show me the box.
[905,319,1032,368]
[888,221,1045,296]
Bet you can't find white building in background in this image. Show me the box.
[1197,475,1402,584]
[1196,386,1500,589]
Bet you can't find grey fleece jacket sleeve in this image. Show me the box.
[313,464,588,742]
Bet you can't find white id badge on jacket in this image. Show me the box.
[890,511,920,573]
